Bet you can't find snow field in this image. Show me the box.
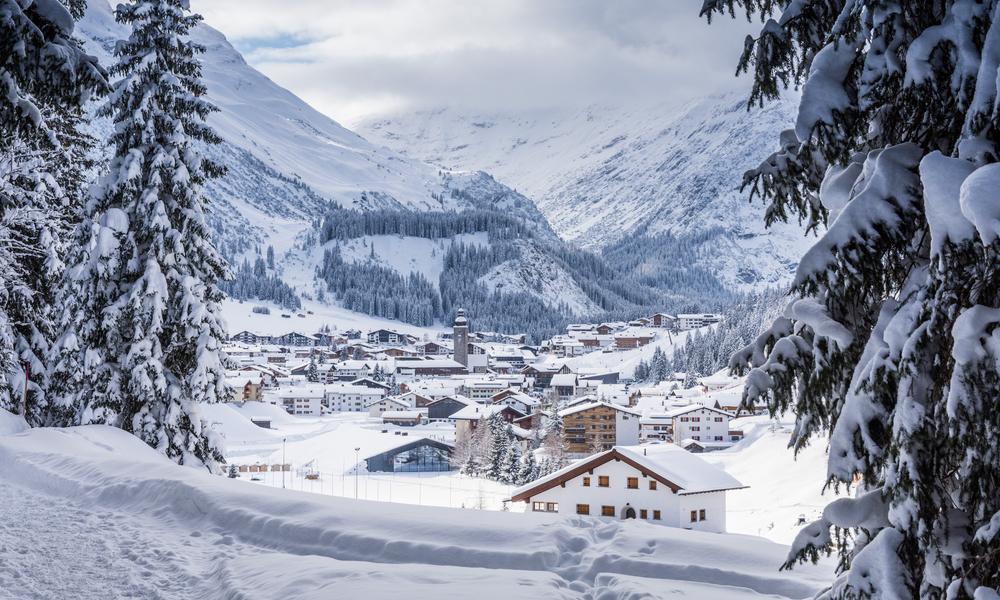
[0,416,834,598]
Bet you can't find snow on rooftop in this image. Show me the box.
[558,400,641,418]
[511,444,744,499]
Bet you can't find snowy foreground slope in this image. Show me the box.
[0,412,833,599]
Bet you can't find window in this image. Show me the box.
[653,510,661,520]
[691,426,700,431]
[598,476,610,487]
[680,417,689,422]
[582,477,590,487]
[699,509,706,521]
[547,503,558,512]
[532,502,558,513]
[627,477,639,489]
[601,505,615,517]
[576,504,590,515]
[692,417,700,422]
[693,436,700,440]
[714,436,723,441]
[690,510,698,522]
[640,509,648,519]
[714,417,724,422]
[649,480,657,491]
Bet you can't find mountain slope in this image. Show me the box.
[78,0,455,256]
[75,0,632,333]
[359,95,812,289]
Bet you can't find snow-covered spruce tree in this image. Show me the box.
[517,448,539,485]
[500,426,522,485]
[306,352,318,383]
[71,0,229,469]
[705,1,1000,597]
[0,0,107,423]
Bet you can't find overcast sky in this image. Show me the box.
[191,0,757,127]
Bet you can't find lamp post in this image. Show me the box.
[282,438,286,489]
[354,447,360,499]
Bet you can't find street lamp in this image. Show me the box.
[354,447,360,499]
[282,438,287,489]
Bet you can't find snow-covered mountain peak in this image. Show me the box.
[360,93,813,289]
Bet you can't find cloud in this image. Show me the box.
[191,0,757,126]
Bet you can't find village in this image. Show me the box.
[211,308,776,535]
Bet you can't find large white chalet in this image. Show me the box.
[510,444,745,533]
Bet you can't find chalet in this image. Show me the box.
[366,329,415,346]
[595,324,615,335]
[273,331,318,347]
[364,438,454,473]
[650,313,677,329]
[513,412,545,431]
[366,396,411,418]
[381,410,424,427]
[324,384,387,412]
[273,386,325,415]
[330,360,372,381]
[639,415,674,442]
[522,363,571,389]
[395,358,467,377]
[463,378,511,401]
[452,403,526,447]
[549,373,580,401]
[464,342,489,372]
[490,389,539,415]
[415,340,449,356]
[676,313,724,331]
[509,445,745,532]
[559,401,641,454]
[230,330,273,344]
[350,378,392,392]
[225,374,264,402]
[426,395,472,421]
[613,330,654,349]
[381,347,417,358]
[667,405,735,448]
[398,390,434,408]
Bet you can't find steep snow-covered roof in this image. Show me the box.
[550,374,578,387]
[558,401,641,418]
[511,444,744,500]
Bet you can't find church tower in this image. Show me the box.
[453,309,469,367]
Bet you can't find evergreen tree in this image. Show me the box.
[70,0,230,469]
[485,413,509,482]
[227,463,239,478]
[517,449,538,485]
[500,425,522,484]
[707,1,1000,597]
[0,0,107,423]
[306,352,319,383]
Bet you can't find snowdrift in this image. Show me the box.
[0,415,833,598]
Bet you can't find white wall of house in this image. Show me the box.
[325,386,386,412]
[615,410,640,446]
[522,459,727,532]
[672,408,730,444]
[278,394,322,415]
